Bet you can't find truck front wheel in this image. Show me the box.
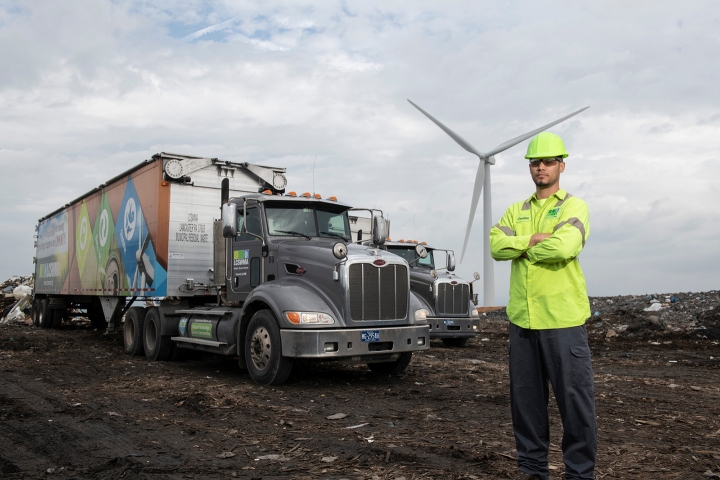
[368,352,413,375]
[143,308,174,361]
[123,307,145,356]
[245,310,292,386]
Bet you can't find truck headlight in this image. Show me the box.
[470,308,479,318]
[285,312,335,325]
[414,308,429,321]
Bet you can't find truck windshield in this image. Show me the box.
[265,203,351,240]
[387,247,435,269]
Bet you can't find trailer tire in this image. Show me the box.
[39,299,53,329]
[368,352,413,375]
[50,307,64,329]
[32,299,42,327]
[245,310,292,386]
[441,337,469,348]
[124,307,145,356]
[143,308,173,361]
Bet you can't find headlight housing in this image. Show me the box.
[414,308,429,321]
[285,312,335,325]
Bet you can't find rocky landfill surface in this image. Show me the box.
[479,290,720,341]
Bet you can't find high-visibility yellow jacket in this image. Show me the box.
[490,189,590,329]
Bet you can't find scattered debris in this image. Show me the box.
[0,276,34,324]
[345,423,369,429]
[326,413,347,420]
[255,454,288,461]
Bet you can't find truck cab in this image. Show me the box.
[380,240,480,347]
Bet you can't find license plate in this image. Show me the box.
[443,319,455,326]
[361,330,381,342]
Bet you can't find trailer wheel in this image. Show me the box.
[368,352,413,375]
[50,307,64,329]
[39,299,53,329]
[32,299,42,327]
[245,310,292,386]
[143,308,173,361]
[123,307,145,356]
[441,337,469,348]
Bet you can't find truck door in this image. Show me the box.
[231,206,263,298]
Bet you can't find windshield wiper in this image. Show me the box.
[276,230,311,240]
[320,231,349,241]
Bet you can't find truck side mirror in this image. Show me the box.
[372,216,386,245]
[221,204,238,237]
[446,251,456,271]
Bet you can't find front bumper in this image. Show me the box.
[427,317,480,339]
[280,325,430,358]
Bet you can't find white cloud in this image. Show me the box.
[0,0,717,303]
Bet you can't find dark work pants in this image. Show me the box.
[509,323,597,480]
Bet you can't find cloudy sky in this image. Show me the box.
[1,1,717,304]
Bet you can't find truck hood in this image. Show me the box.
[274,240,413,325]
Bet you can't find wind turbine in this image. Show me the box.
[408,100,588,306]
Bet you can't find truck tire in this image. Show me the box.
[39,299,53,329]
[441,337,469,348]
[50,307,64,329]
[368,352,413,375]
[32,299,42,327]
[245,310,293,386]
[123,307,145,356]
[143,308,173,361]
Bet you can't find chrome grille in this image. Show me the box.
[349,263,408,320]
[436,283,469,315]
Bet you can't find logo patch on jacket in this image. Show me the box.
[546,208,561,218]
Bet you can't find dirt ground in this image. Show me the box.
[1,303,719,479]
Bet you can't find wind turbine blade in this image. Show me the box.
[485,106,589,158]
[408,99,485,158]
[460,162,485,263]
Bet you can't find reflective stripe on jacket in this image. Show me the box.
[490,189,590,329]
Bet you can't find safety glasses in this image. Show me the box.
[529,158,562,168]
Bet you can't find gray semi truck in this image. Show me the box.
[379,239,480,347]
[32,153,430,385]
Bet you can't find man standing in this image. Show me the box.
[489,132,597,480]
